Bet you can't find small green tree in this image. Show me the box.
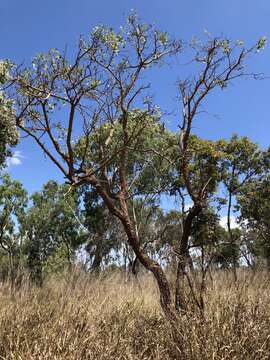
[237,175,270,269]
[0,174,28,285]
[218,135,264,278]
[22,181,83,284]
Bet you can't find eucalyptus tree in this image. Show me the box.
[237,175,270,269]
[0,174,28,284]
[11,15,182,320]
[216,135,265,278]
[8,11,265,320]
[22,181,83,284]
[166,37,266,311]
[169,136,231,310]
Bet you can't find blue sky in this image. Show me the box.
[2,0,270,195]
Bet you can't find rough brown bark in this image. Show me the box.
[91,179,177,321]
[175,205,202,311]
[90,234,103,273]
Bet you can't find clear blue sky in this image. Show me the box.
[2,0,270,194]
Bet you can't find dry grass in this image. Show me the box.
[0,270,269,359]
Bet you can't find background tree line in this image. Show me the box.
[0,135,269,287]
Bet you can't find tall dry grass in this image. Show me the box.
[0,270,269,359]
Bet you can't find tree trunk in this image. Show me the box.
[63,237,73,272]
[175,205,202,312]
[28,237,43,287]
[86,179,187,358]
[120,210,175,319]
[91,235,103,273]
[8,251,16,293]
[94,183,176,321]
[175,260,186,312]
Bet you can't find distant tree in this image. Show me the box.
[124,200,178,276]
[0,174,27,286]
[217,135,264,278]
[237,175,270,269]
[82,185,125,272]
[22,181,83,284]
[211,228,242,269]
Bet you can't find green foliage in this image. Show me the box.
[76,109,172,196]
[82,186,122,270]
[170,135,225,200]
[0,60,13,85]
[0,174,28,249]
[257,36,267,51]
[191,209,221,247]
[0,174,27,281]
[238,176,270,266]
[22,181,84,282]
[218,135,263,193]
[0,60,18,167]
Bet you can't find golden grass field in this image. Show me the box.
[0,270,270,359]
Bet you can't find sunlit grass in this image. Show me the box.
[0,270,269,359]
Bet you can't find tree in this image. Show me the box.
[170,136,231,310]
[216,135,264,278]
[237,174,270,269]
[168,36,264,311]
[0,174,27,286]
[211,228,242,269]
[22,181,83,284]
[9,13,264,321]
[11,15,181,321]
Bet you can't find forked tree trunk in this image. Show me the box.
[93,181,186,359]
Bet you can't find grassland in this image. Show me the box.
[0,270,269,359]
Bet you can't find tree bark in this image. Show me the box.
[93,182,177,321]
[120,206,175,319]
[91,235,103,273]
[175,204,202,312]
